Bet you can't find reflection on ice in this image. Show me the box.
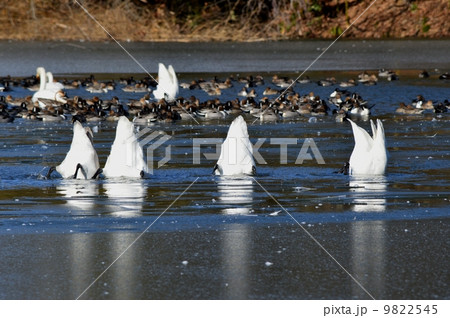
[104,180,147,217]
[221,223,250,299]
[349,176,387,212]
[217,177,254,215]
[351,220,386,299]
[349,177,387,298]
[58,179,99,213]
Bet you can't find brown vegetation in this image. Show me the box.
[0,0,448,42]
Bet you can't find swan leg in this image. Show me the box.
[92,168,103,179]
[46,166,56,179]
[251,166,256,175]
[140,170,145,179]
[212,164,219,175]
[73,163,86,179]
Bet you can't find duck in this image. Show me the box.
[32,67,66,107]
[280,107,300,119]
[86,82,108,93]
[153,63,178,101]
[317,77,336,87]
[339,79,357,87]
[395,102,424,114]
[418,70,429,78]
[237,87,248,97]
[297,76,311,84]
[255,108,279,122]
[263,87,278,95]
[347,118,387,176]
[214,115,256,176]
[378,69,396,78]
[46,121,101,179]
[438,72,449,80]
[103,116,148,178]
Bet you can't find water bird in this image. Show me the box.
[263,87,278,95]
[103,116,148,178]
[419,70,429,78]
[347,119,387,176]
[46,121,101,179]
[339,79,357,87]
[297,76,311,84]
[395,102,424,114]
[32,67,66,107]
[214,115,256,176]
[153,63,179,101]
[45,71,65,91]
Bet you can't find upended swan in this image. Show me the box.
[153,63,178,101]
[214,115,256,176]
[347,118,387,175]
[47,121,101,179]
[32,67,66,107]
[103,116,148,178]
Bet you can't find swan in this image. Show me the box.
[46,121,101,179]
[103,116,148,178]
[153,63,178,101]
[32,67,66,107]
[214,115,256,176]
[46,71,65,91]
[347,118,387,175]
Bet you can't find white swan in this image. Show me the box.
[46,71,65,91]
[214,115,256,176]
[47,121,101,179]
[32,67,66,107]
[153,63,178,101]
[348,119,387,175]
[103,116,148,178]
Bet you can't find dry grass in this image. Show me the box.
[0,0,448,42]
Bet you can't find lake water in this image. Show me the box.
[0,40,448,299]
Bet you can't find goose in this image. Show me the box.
[153,63,178,101]
[46,71,65,91]
[214,115,256,176]
[32,67,66,107]
[103,116,148,178]
[46,121,101,179]
[347,119,387,176]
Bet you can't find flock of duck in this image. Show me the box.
[0,65,448,124]
[0,64,447,179]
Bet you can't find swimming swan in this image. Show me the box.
[153,63,178,101]
[348,118,387,175]
[46,121,101,179]
[46,71,65,91]
[32,67,66,107]
[214,115,256,176]
[103,116,148,178]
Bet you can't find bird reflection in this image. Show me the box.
[217,176,254,215]
[104,180,147,217]
[58,179,99,213]
[349,176,387,212]
[217,177,254,298]
[349,176,387,299]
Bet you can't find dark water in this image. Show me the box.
[0,41,449,300]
